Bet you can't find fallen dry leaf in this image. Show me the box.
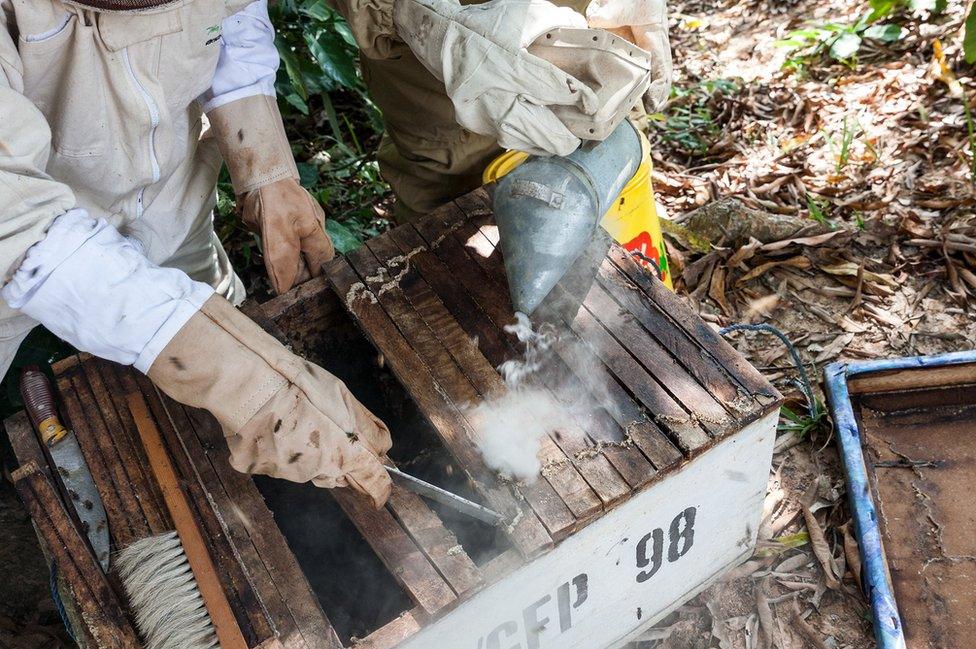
[737,256,811,285]
[707,599,734,649]
[820,261,898,288]
[727,237,764,268]
[756,579,776,649]
[812,332,855,364]
[840,523,862,590]
[709,265,734,316]
[800,484,841,590]
[792,609,830,649]
[759,230,846,253]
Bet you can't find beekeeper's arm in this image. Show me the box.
[0,6,391,508]
[586,0,672,111]
[330,0,647,156]
[202,0,333,296]
[0,9,77,284]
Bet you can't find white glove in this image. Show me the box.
[586,0,672,112]
[393,0,599,156]
[1,212,394,506]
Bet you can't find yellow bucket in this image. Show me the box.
[483,133,672,289]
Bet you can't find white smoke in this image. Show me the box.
[466,385,572,483]
[465,313,606,483]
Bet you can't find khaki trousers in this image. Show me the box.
[362,0,591,221]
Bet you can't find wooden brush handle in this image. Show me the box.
[127,393,248,649]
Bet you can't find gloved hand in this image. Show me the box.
[586,0,672,112]
[208,95,334,295]
[3,211,391,508]
[240,177,334,294]
[392,0,601,156]
[149,295,393,508]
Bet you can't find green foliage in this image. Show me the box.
[965,1,976,63]
[863,23,907,41]
[270,0,383,141]
[805,194,837,230]
[778,15,908,66]
[327,219,364,254]
[869,0,946,20]
[216,0,391,289]
[772,531,811,548]
[826,115,863,172]
[776,0,934,68]
[651,79,739,157]
[779,19,866,66]
[778,402,830,438]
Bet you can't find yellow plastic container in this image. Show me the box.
[483,133,672,289]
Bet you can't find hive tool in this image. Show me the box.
[21,366,110,570]
[386,466,504,526]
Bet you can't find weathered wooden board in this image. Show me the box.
[324,189,780,568]
[18,356,344,649]
[328,259,556,557]
[12,460,142,649]
[8,186,782,649]
[242,301,483,615]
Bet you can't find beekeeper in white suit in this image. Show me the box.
[0,0,666,508]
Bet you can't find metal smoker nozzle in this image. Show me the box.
[493,120,645,315]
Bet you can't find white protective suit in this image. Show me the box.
[0,0,264,372]
[331,0,670,216]
[0,0,662,505]
[0,0,396,504]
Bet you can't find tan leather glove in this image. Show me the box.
[208,95,335,295]
[148,295,392,508]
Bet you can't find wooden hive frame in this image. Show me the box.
[323,190,779,546]
[5,359,341,648]
[5,188,781,649]
[260,189,782,646]
[7,351,489,648]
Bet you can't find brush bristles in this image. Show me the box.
[116,531,218,649]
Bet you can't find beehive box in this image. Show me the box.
[828,353,976,649]
[261,189,782,648]
[5,189,782,649]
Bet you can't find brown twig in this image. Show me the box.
[792,609,829,649]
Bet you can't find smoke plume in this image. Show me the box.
[465,313,613,483]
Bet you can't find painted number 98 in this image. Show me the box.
[635,507,697,583]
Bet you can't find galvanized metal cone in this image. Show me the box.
[495,169,603,314]
[493,121,644,315]
[497,201,597,314]
[543,227,613,319]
